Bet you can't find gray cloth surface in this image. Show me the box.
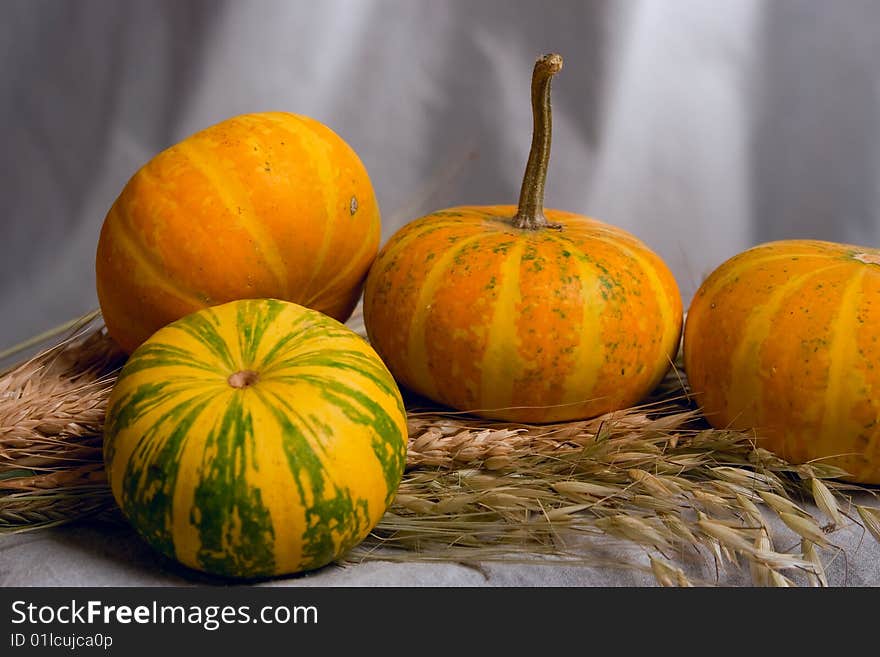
[2,0,880,587]
[2,494,879,587]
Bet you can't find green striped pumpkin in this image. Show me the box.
[103,298,407,578]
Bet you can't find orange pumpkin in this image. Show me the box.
[684,240,880,483]
[363,54,682,423]
[96,112,380,353]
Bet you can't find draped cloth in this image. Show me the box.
[1,0,879,586]
[3,0,879,346]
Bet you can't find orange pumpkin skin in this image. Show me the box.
[96,112,380,353]
[683,240,880,483]
[363,205,683,423]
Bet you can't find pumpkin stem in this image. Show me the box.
[228,370,260,389]
[512,53,563,231]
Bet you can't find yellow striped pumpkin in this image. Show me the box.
[96,112,380,354]
[103,298,407,578]
[363,55,682,423]
[684,240,880,483]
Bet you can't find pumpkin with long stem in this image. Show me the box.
[364,54,682,423]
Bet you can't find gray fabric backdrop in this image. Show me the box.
[2,0,879,348]
[1,0,880,587]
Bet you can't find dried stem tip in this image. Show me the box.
[228,370,260,389]
[513,53,564,231]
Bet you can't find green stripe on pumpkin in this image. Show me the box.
[171,309,236,370]
[105,380,208,464]
[271,351,405,418]
[256,388,370,570]
[255,309,340,370]
[291,374,406,507]
[120,392,214,561]
[193,392,276,578]
[236,298,286,366]
[116,343,221,379]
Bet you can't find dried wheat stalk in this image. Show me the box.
[0,318,124,532]
[354,400,878,585]
[0,313,877,586]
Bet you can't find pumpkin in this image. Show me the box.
[103,298,407,578]
[363,54,682,423]
[96,112,380,354]
[683,240,880,484]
